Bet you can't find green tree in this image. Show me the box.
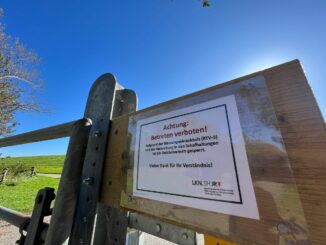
[0,8,42,136]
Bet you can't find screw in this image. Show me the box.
[182,233,188,240]
[155,224,161,233]
[83,217,87,222]
[127,195,133,202]
[94,131,102,137]
[277,223,289,234]
[83,177,94,185]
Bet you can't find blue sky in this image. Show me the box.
[1,0,325,156]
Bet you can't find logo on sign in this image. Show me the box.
[192,180,221,187]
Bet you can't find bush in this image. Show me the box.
[1,163,34,186]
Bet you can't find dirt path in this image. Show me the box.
[37,173,61,178]
[0,216,51,244]
[0,220,20,244]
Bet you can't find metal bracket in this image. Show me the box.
[128,213,196,245]
[24,188,55,245]
[93,205,128,245]
[92,88,137,245]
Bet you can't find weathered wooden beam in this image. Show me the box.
[0,168,9,183]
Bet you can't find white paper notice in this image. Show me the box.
[132,95,259,219]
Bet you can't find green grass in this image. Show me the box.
[0,176,59,213]
[0,155,65,174]
[0,155,62,213]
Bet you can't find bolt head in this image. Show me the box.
[277,223,289,234]
[182,233,188,240]
[94,131,102,137]
[83,177,94,185]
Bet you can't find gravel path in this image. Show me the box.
[0,219,20,244]
[0,216,50,244]
[37,173,61,178]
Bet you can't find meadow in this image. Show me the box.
[0,176,59,212]
[0,155,65,174]
[0,155,64,213]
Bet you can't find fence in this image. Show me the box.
[0,73,196,245]
[0,168,9,183]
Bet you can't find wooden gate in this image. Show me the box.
[0,60,325,245]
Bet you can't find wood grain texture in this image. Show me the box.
[101,60,326,244]
[101,116,130,209]
[263,61,326,245]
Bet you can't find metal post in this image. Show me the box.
[45,118,92,245]
[126,229,140,245]
[69,74,123,244]
[92,88,137,245]
[93,205,129,245]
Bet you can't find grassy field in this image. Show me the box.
[0,155,63,213]
[0,176,60,213]
[0,155,65,174]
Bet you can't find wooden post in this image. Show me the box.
[30,166,36,177]
[0,168,9,184]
